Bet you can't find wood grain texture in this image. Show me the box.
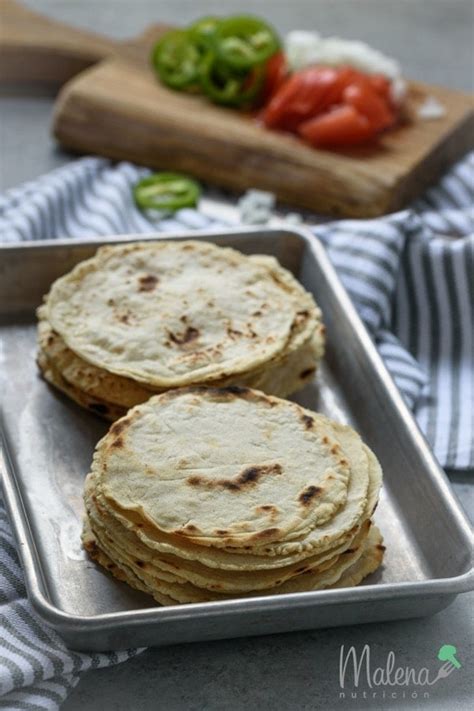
[0,0,118,84]
[3,1,473,216]
[0,0,168,85]
[53,58,474,217]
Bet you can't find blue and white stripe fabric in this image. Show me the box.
[315,178,474,470]
[0,510,142,710]
[0,152,473,709]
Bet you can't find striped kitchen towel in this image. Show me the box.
[0,152,473,710]
[0,514,142,710]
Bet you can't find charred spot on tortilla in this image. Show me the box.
[110,436,124,448]
[138,274,159,292]
[301,414,314,429]
[186,463,282,492]
[168,326,200,347]
[110,419,130,436]
[299,485,322,505]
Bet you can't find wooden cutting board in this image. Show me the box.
[2,0,473,217]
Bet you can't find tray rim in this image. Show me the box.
[1,226,473,634]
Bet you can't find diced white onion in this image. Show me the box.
[389,76,407,106]
[238,189,276,225]
[285,30,404,101]
[417,96,447,120]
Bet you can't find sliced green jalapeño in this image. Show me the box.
[133,173,201,211]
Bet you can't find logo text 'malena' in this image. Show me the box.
[338,644,454,701]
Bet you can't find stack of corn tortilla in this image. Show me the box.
[37,240,325,420]
[83,387,384,605]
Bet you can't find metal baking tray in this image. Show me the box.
[0,228,472,651]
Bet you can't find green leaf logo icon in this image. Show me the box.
[438,644,461,669]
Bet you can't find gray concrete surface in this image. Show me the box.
[1,2,473,709]
[63,606,474,711]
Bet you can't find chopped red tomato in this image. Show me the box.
[262,51,288,102]
[260,64,397,147]
[320,66,360,104]
[298,105,377,147]
[343,80,394,130]
[368,73,392,101]
[261,66,344,130]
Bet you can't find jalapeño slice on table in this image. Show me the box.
[133,173,202,211]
